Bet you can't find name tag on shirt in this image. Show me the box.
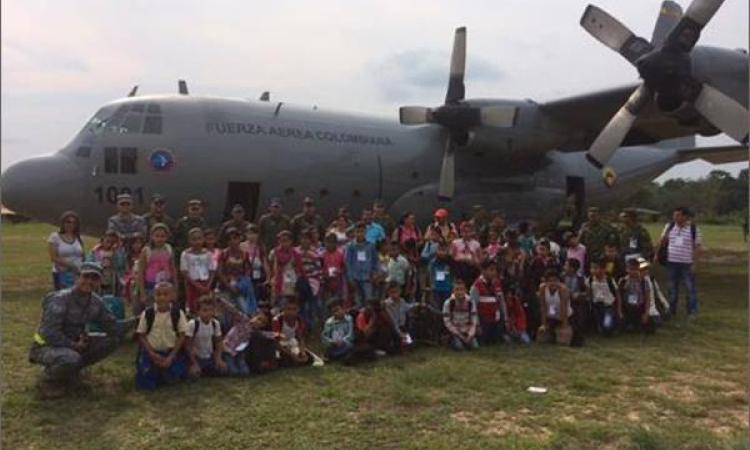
[628,294,639,305]
[253,269,262,279]
[629,238,637,249]
[283,270,296,284]
[328,267,337,277]
[548,305,558,317]
[435,271,446,282]
[357,251,367,262]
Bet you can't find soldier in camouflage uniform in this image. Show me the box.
[372,199,396,238]
[577,206,617,266]
[258,198,291,253]
[107,193,147,239]
[173,199,208,254]
[618,208,654,261]
[29,263,123,398]
[290,197,326,244]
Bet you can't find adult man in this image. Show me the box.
[655,206,701,317]
[173,199,208,254]
[218,204,252,247]
[290,197,325,244]
[107,193,147,238]
[618,208,654,262]
[29,263,122,398]
[258,198,291,252]
[142,194,175,236]
[577,206,617,264]
[361,208,386,244]
[372,199,396,238]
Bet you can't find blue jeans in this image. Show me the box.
[449,335,479,351]
[135,349,187,390]
[666,262,698,315]
[226,277,257,315]
[350,280,373,309]
[52,271,77,290]
[325,341,353,360]
[223,352,250,377]
[301,295,324,331]
[479,320,503,345]
[594,303,618,336]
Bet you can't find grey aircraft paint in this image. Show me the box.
[1,44,747,236]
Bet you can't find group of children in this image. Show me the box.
[81,200,672,390]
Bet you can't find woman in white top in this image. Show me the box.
[537,268,573,344]
[47,211,84,289]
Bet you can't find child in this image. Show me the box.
[217,228,257,315]
[185,296,226,377]
[203,228,221,269]
[121,232,145,310]
[603,243,626,280]
[469,260,505,345]
[563,258,588,337]
[344,222,378,309]
[297,229,324,331]
[88,230,119,296]
[241,225,269,306]
[180,228,216,314]
[638,256,670,322]
[485,228,502,260]
[135,282,188,390]
[428,242,454,311]
[321,233,347,305]
[450,222,482,287]
[503,282,530,343]
[354,298,400,358]
[442,279,479,351]
[138,223,176,316]
[383,281,413,350]
[517,221,536,257]
[321,298,354,361]
[586,258,621,336]
[537,269,574,345]
[272,300,312,367]
[618,258,655,334]
[523,240,558,338]
[268,230,304,312]
[562,232,586,276]
[386,242,411,296]
[221,303,274,377]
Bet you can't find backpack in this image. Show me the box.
[587,276,618,299]
[657,222,696,266]
[192,318,217,337]
[142,305,181,335]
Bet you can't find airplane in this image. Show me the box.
[2,0,748,237]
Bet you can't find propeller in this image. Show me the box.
[399,27,517,200]
[581,0,749,184]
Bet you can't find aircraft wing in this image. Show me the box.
[540,84,717,150]
[676,145,749,165]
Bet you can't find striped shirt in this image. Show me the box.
[662,222,701,264]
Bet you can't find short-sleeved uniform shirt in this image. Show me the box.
[185,318,222,359]
[137,308,188,351]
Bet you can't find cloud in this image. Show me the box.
[370,48,505,101]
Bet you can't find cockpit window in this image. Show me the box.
[130,103,145,113]
[121,114,143,134]
[143,116,163,134]
[80,102,163,137]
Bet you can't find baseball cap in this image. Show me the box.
[588,206,600,213]
[434,208,449,219]
[270,197,282,207]
[303,196,314,206]
[231,204,245,213]
[117,193,132,204]
[188,199,202,206]
[150,193,165,203]
[79,262,103,278]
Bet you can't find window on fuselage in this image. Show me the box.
[143,116,163,134]
[120,147,138,174]
[121,114,143,134]
[104,147,119,173]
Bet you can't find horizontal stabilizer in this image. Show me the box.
[677,145,749,164]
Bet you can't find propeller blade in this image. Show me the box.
[651,1,683,47]
[438,139,456,200]
[693,83,750,144]
[445,27,467,104]
[479,106,517,128]
[664,0,724,52]
[580,5,652,65]
[399,106,433,125]
[586,83,652,168]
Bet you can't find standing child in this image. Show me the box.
[586,259,621,336]
[321,298,354,361]
[386,242,411,296]
[88,230,119,296]
[563,258,588,339]
[297,229,324,331]
[383,281,413,350]
[603,243,626,280]
[267,230,304,313]
[344,222,378,309]
[450,222,483,287]
[562,232,587,276]
[469,260,506,345]
[186,296,226,377]
[135,282,188,390]
[443,279,479,351]
[217,228,257,315]
[241,225,269,306]
[180,228,216,314]
[618,258,655,334]
[503,283,530,343]
[138,224,176,316]
[121,232,145,311]
[485,228,502,260]
[428,242,454,311]
[321,233,347,306]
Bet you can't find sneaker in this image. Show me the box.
[374,350,387,357]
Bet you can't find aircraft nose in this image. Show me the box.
[2,154,83,223]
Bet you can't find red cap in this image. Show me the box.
[434,208,449,219]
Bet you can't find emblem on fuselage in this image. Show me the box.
[149,148,175,171]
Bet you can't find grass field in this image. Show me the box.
[1,222,748,450]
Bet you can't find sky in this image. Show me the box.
[2,0,748,181]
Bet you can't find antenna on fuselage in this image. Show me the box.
[259,91,270,102]
[178,80,189,95]
[128,85,139,97]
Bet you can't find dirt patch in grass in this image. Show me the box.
[451,410,552,441]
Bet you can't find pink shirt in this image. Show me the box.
[566,244,586,275]
[451,238,481,264]
[144,245,173,283]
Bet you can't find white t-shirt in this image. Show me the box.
[586,277,616,306]
[180,249,216,281]
[47,232,83,273]
[185,318,222,359]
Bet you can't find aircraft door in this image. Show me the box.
[223,182,261,222]
[566,176,585,229]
